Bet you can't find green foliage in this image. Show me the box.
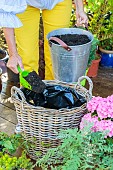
[85,0,113,50]
[0,132,23,154]
[0,151,33,170]
[69,7,76,28]
[0,132,34,155]
[37,124,113,170]
[100,37,113,51]
[88,38,99,66]
[0,132,35,169]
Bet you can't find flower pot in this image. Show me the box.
[87,55,101,77]
[99,47,113,68]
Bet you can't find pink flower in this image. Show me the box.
[80,94,113,138]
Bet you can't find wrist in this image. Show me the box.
[74,0,84,12]
[8,50,18,57]
[9,53,18,58]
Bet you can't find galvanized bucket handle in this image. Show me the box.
[49,37,72,51]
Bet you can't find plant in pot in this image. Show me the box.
[99,37,113,67]
[85,0,113,68]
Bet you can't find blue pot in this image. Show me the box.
[99,47,113,68]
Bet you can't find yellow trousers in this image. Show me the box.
[15,0,72,80]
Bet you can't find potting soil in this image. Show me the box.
[52,34,90,46]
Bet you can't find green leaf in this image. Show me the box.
[3,140,14,150]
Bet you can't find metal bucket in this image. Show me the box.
[47,28,93,83]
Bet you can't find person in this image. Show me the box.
[0,0,88,101]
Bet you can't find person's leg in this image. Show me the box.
[42,0,72,80]
[15,6,40,73]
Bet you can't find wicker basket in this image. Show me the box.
[11,76,93,160]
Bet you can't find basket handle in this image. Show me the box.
[49,37,72,51]
[76,76,93,96]
[11,86,26,103]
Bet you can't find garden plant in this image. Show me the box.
[80,94,113,138]
[0,151,33,170]
[36,123,113,170]
[0,132,35,169]
[85,0,113,51]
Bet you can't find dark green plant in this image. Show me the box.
[100,37,113,51]
[85,0,113,51]
[36,124,113,170]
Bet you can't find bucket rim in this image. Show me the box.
[47,27,94,47]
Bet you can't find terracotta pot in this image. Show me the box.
[87,56,101,77]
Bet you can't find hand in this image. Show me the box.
[76,10,88,27]
[7,53,24,74]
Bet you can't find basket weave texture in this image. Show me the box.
[11,76,93,160]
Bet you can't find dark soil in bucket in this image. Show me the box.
[52,34,90,46]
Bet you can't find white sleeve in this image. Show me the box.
[0,0,27,28]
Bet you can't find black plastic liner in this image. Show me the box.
[20,84,86,109]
